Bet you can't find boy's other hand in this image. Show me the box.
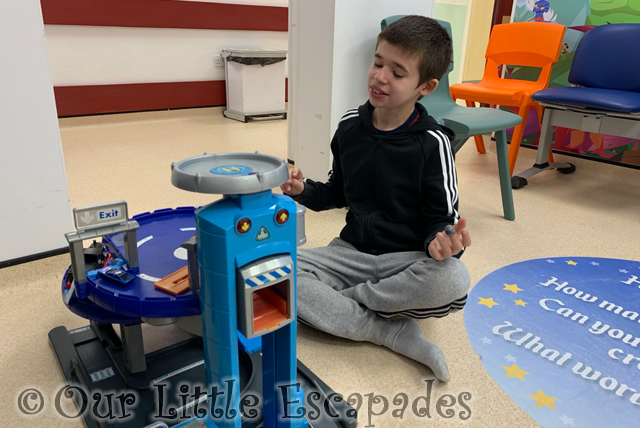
[428,217,472,261]
[280,166,304,196]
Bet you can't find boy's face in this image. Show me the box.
[367,40,438,113]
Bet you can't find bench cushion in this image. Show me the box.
[532,86,640,114]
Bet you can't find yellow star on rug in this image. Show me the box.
[566,260,578,266]
[528,389,558,409]
[514,299,527,307]
[502,363,529,381]
[503,283,523,294]
[478,297,499,308]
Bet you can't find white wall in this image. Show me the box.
[288,0,435,181]
[44,0,289,86]
[45,26,288,86]
[0,0,72,263]
[287,1,336,167]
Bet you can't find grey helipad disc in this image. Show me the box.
[171,152,289,194]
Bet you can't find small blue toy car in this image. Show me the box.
[99,268,135,286]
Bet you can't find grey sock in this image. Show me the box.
[385,318,451,382]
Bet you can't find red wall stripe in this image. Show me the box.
[54,81,226,116]
[54,79,288,117]
[41,0,288,31]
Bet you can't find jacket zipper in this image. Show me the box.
[362,136,385,243]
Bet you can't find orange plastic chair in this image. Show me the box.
[449,22,565,176]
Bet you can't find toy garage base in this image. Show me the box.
[49,322,356,428]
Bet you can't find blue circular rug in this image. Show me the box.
[465,257,640,428]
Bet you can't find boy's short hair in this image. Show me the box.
[377,15,453,84]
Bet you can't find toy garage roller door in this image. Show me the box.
[236,254,294,339]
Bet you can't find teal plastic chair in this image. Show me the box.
[382,16,520,220]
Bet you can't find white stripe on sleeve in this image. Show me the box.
[428,130,459,219]
[340,108,359,123]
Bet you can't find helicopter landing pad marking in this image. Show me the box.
[210,165,252,175]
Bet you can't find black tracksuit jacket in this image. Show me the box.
[292,101,460,256]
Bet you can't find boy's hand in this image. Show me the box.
[428,217,472,261]
[280,166,305,196]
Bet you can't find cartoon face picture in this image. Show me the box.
[520,0,558,23]
[533,0,550,21]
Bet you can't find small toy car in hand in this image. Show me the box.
[99,268,135,286]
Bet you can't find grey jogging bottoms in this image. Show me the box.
[296,237,470,344]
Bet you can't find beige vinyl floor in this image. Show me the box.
[1,106,639,428]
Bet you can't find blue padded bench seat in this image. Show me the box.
[533,86,640,114]
[512,23,640,189]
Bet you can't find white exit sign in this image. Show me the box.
[73,200,128,230]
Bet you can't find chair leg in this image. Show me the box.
[536,104,554,163]
[474,136,487,154]
[507,98,532,176]
[464,100,487,154]
[533,108,556,166]
[510,108,573,188]
[494,129,515,221]
[536,104,544,127]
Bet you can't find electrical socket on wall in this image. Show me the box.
[214,55,224,67]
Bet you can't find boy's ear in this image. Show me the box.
[419,78,439,96]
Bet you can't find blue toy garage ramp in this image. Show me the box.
[102,207,201,318]
[63,207,201,322]
[465,257,640,428]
